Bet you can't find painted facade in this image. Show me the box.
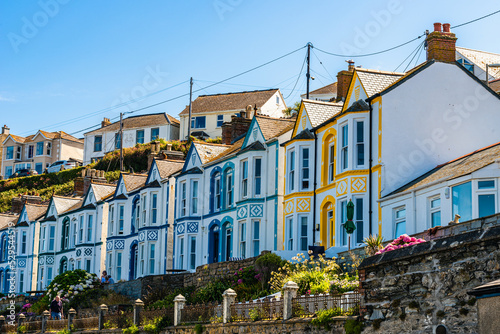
[174,115,293,271]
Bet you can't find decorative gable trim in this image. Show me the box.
[291,102,312,137]
[241,117,265,149]
[342,71,368,111]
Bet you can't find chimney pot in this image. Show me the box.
[347,59,355,71]
[442,23,450,33]
[1,125,10,135]
[433,22,442,32]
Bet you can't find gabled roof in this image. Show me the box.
[355,68,404,97]
[0,214,18,231]
[179,89,279,115]
[255,115,295,140]
[206,138,245,164]
[90,183,116,202]
[307,82,337,96]
[52,195,84,215]
[3,134,28,144]
[84,112,179,135]
[122,173,148,193]
[386,141,500,196]
[24,203,48,222]
[456,46,500,79]
[192,142,230,164]
[155,159,184,179]
[302,100,343,128]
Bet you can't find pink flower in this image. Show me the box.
[237,279,243,284]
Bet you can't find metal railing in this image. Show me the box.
[292,291,360,317]
[231,297,283,322]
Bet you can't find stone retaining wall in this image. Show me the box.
[357,223,500,334]
[105,256,260,299]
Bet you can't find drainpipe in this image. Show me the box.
[368,101,373,236]
[312,131,318,245]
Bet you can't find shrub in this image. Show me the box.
[255,252,285,291]
[311,308,343,330]
[344,319,364,334]
[122,325,139,334]
[17,325,27,334]
[364,234,384,256]
[194,324,204,334]
[376,234,426,254]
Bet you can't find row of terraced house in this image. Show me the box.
[3,23,500,294]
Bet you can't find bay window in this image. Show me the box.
[286,217,293,250]
[239,221,246,258]
[241,160,248,198]
[151,193,158,223]
[452,182,472,222]
[149,244,156,274]
[356,121,364,167]
[300,216,308,251]
[328,144,335,183]
[478,180,496,218]
[191,181,198,215]
[181,182,187,216]
[118,205,124,234]
[430,197,441,227]
[301,147,310,190]
[189,237,196,270]
[252,220,260,257]
[341,125,348,171]
[254,158,262,196]
[288,150,295,192]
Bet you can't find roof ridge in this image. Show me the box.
[194,142,231,148]
[122,172,148,177]
[302,99,343,107]
[255,114,296,122]
[25,203,49,208]
[91,181,116,187]
[436,141,500,168]
[355,68,405,76]
[456,46,500,56]
[198,88,278,98]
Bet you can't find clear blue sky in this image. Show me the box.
[1,0,499,137]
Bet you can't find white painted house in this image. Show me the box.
[83,113,180,165]
[178,89,287,140]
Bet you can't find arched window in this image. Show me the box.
[221,218,233,262]
[60,257,68,274]
[61,218,70,250]
[131,195,140,234]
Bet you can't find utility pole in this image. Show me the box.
[306,42,312,99]
[187,77,193,140]
[119,112,123,172]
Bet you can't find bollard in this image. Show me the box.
[98,304,108,330]
[173,295,186,326]
[68,308,76,331]
[283,281,299,320]
[222,288,237,324]
[41,310,50,333]
[18,313,26,329]
[133,299,144,326]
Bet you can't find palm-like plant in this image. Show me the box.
[364,235,384,256]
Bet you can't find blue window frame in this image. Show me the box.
[94,136,102,152]
[151,128,159,141]
[36,142,44,156]
[136,130,145,144]
[217,115,224,127]
[6,146,13,160]
[191,116,206,129]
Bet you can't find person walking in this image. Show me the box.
[50,295,63,320]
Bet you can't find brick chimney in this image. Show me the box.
[101,117,112,128]
[221,113,252,145]
[11,194,43,214]
[426,22,457,63]
[74,169,107,196]
[1,125,9,135]
[336,60,355,102]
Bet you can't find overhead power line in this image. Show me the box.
[451,9,500,29]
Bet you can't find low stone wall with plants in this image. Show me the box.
[358,223,500,333]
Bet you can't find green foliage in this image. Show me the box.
[249,306,266,322]
[255,252,285,291]
[372,318,382,330]
[17,325,27,334]
[311,308,344,330]
[143,323,158,334]
[56,329,71,334]
[194,323,204,334]
[155,315,173,331]
[68,287,130,310]
[103,320,113,329]
[122,325,139,334]
[364,234,384,256]
[283,101,301,116]
[344,319,364,334]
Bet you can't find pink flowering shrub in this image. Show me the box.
[375,234,426,254]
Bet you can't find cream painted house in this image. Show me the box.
[1,130,84,178]
[178,89,287,140]
[301,82,337,102]
[83,112,180,165]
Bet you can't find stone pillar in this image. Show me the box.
[173,295,186,326]
[18,313,26,328]
[222,288,237,324]
[0,315,5,328]
[42,310,50,333]
[68,308,76,331]
[133,299,144,326]
[98,304,108,330]
[283,281,299,320]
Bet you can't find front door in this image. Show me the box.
[213,231,219,263]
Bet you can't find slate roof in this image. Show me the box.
[24,203,48,222]
[307,82,337,96]
[355,68,405,98]
[302,100,343,128]
[4,131,83,144]
[85,113,179,135]
[193,143,231,164]
[255,115,295,140]
[90,183,116,202]
[0,213,18,230]
[179,89,279,115]
[155,159,184,179]
[387,142,500,196]
[122,173,148,193]
[489,78,500,93]
[456,47,500,79]
[52,196,84,215]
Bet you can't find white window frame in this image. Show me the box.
[87,215,93,243]
[477,179,496,218]
[299,215,308,251]
[116,252,122,281]
[241,160,248,199]
[226,172,233,208]
[355,120,365,168]
[328,143,335,183]
[300,147,310,190]
[79,215,84,243]
[141,194,147,226]
[429,196,441,228]
[288,150,295,193]
[21,231,27,255]
[178,237,184,270]
[151,193,158,223]
[189,237,196,270]
[215,174,221,211]
[140,244,145,275]
[181,182,187,217]
[252,219,260,257]
[149,243,156,274]
[254,158,262,197]
[48,225,55,251]
[191,181,198,215]
[341,124,348,171]
[107,252,113,276]
[118,204,124,234]
[239,221,246,258]
[109,205,114,236]
[286,216,293,250]
[394,206,406,238]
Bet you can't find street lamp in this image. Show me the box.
[343,199,356,251]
